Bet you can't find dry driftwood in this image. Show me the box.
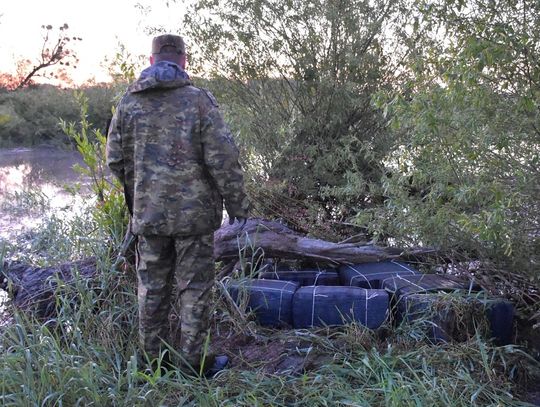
[1,218,434,316]
[215,218,414,263]
[0,258,97,316]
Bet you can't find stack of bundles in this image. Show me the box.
[225,261,514,344]
[382,274,513,345]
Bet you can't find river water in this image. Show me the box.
[0,146,88,242]
[0,146,90,309]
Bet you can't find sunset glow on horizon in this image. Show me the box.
[0,0,193,85]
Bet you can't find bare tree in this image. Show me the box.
[0,23,81,90]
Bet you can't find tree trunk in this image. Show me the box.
[1,218,434,317]
[1,258,97,317]
[214,218,412,263]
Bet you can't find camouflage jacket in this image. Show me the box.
[106,61,250,236]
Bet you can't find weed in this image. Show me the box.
[1,250,539,406]
[0,135,537,406]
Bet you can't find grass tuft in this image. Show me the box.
[0,188,539,406]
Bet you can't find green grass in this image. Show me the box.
[0,258,538,406]
[0,190,538,406]
[0,316,537,406]
[0,188,107,266]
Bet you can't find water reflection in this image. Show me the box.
[0,163,31,191]
[0,147,88,241]
[0,146,84,188]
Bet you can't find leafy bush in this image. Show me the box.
[184,0,409,237]
[182,0,540,317]
[367,0,540,292]
[0,84,118,148]
[61,91,128,252]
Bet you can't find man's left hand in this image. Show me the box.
[229,216,247,228]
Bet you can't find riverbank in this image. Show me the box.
[0,146,94,262]
[0,148,539,406]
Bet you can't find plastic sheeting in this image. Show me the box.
[292,286,389,329]
[259,270,340,286]
[338,260,420,288]
[227,279,299,327]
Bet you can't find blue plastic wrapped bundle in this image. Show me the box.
[292,286,389,329]
[382,273,481,299]
[338,260,420,288]
[395,293,456,343]
[227,279,299,327]
[485,299,514,345]
[394,288,513,345]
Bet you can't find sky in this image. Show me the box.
[0,0,193,85]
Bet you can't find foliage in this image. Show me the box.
[0,85,77,147]
[181,0,540,315]
[0,84,116,148]
[104,42,147,84]
[184,0,413,235]
[61,91,128,250]
[367,0,540,289]
[182,0,540,285]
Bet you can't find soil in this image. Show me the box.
[210,327,323,375]
[211,326,329,375]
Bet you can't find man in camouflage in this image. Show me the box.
[106,34,249,374]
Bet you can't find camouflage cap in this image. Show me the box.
[152,34,185,55]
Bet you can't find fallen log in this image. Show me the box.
[1,218,434,316]
[0,258,97,316]
[215,218,414,264]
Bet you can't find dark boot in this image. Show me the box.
[181,354,230,378]
[203,355,229,378]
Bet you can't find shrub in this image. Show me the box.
[0,84,118,148]
[184,0,407,237]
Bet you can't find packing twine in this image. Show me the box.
[365,289,382,327]
[382,274,427,295]
[313,271,323,286]
[346,261,417,286]
[250,281,297,322]
[309,286,383,328]
[384,273,468,297]
[310,286,322,327]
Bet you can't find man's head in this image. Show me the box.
[150,34,187,69]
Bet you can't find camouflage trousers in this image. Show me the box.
[136,233,214,366]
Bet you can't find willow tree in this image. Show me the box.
[183,0,410,234]
[370,0,540,289]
